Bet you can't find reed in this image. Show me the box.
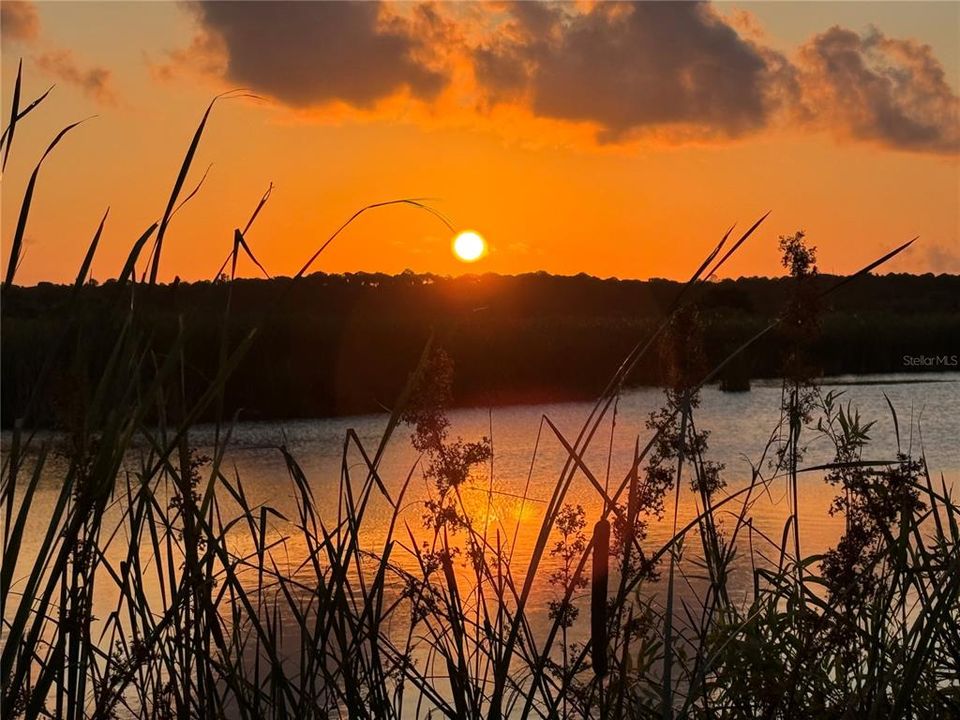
[2,80,957,720]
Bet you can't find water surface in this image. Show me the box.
[5,373,957,682]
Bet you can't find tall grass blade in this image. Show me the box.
[4,118,89,288]
[74,207,109,288]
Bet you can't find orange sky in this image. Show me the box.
[1,1,958,286]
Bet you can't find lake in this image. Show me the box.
[4,372,958,711]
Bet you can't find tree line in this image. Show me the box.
[3,271,957,427]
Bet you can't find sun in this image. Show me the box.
[452,231,487,262]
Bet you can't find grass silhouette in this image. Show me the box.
[2,71,957,719]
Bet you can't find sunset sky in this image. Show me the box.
[1,1,958,286]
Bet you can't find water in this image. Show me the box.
[4,372,958,712]
[176,372,950,601]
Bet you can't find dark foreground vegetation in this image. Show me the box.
[2,71,958,719]
[4,270,958,427]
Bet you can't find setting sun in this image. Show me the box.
[453,231,487,262]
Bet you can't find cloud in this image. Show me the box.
[148,29,226,84]
[169,0,958,155]
[33,50,117,106]
[189,1,450,108]
[794,27,959,154]
[1,0,40,42]
[926,244,960,274]
[472,2,788,142]
[2,1,118,107]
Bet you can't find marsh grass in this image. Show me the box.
[2,79,958,719]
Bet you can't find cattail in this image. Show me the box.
[592,517,610,677]
[626,439,641,553]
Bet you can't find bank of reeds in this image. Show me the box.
[2,74,958,719]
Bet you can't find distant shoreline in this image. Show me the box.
[3,271,958,429]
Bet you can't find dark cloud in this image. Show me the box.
[796,27,959,154]
[177,0,958,155]
[33,50,117,106]
[1,0,40,42]
[473,43,528,103]
[192,1,449,108]
[473,2,785,141]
